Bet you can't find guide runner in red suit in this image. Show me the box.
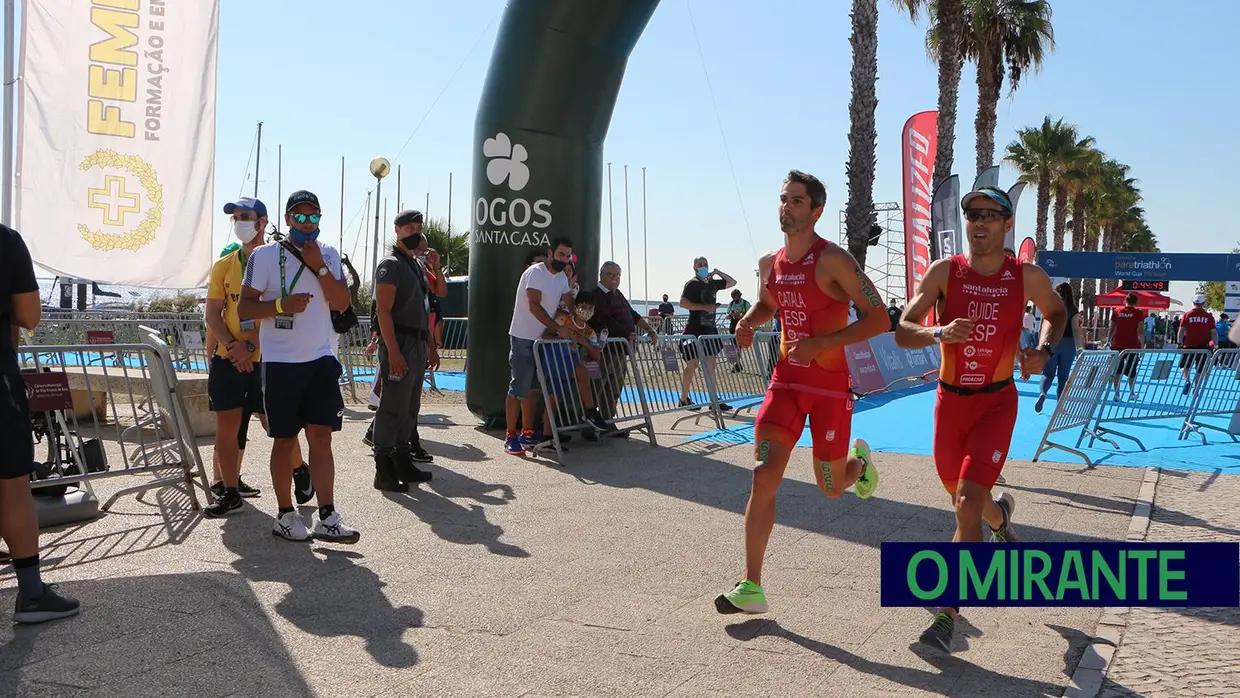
[715,170,890,615]
[896,186,1067,651]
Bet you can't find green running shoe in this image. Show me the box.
[714,579,768,614]
[850,438,878,500]
[990,492,1019,543]
[919,611,955,653]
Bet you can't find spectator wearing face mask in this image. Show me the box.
[678,257,736,410]
[537,290,613,440]
[239,190,359,544]
[369,210,441,492]
[657,294,675,334]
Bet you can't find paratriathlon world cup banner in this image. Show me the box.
[16,0,219,288]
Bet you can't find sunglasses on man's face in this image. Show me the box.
[964,209,1009,223]
[290,212,322,224]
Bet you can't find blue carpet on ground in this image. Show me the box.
[686,379,1240,474]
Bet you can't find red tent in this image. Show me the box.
[1094,289,1170,310]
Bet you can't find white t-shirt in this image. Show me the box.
[509,263,570,341]
[243,240,345,363]
[1023,312,1036,332]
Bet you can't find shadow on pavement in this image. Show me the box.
[726,618,1066,697]
[220,515,423,668]
[0,571,313,696]
[385,467,528,558]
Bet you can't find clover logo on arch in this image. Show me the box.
[483,132,530,192]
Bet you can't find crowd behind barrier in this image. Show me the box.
[22,310,1240,469]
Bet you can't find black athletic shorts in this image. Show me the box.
[1178,346,1211,371]
[0,368,36,480]
[208,356,265,414]
[679,334,723,363]
[261,356,344,439]
[1117,353,1141,378]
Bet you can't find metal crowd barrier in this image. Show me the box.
[15,336,210,513]
[693,332,780,420]
[531,336,656,459]
[1032,350,1120,468]
[1089,348,1212,451]
[1182,348,1240,444]
[28,317,212,374]
[632,334,727,431]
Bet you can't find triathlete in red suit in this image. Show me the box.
[715,170,890,616]
[896,186,1067,653]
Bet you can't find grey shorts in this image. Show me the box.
[508,336,538,398]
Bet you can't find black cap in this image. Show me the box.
[394,209,423,227]
[285,190,321,213]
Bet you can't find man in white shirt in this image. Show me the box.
[505,237,576,455]
[240,190,360,544]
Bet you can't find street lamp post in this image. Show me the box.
[369,157,391,277]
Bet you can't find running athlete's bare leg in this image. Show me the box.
[813,456,864,498]
[742,432,794,586]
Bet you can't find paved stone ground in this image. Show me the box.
[0,405,1145,697]
[1099,469,1240,698]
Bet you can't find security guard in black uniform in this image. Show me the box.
[371,210,440,491]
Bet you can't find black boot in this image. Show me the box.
[373,453,408,493]
[396,451,433,484]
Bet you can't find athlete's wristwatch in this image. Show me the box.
[933,327,944,342]
[1041,342,1054,358]
[245,340,257,353]
[316,266,330,277]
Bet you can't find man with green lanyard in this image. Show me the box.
[727,289,752,372]
[240,191,358,543]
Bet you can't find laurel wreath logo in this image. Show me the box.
[76,149,164,252]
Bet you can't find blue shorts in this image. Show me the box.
[261,356,344,439]
[538,343,580,397]
[508,336,538,398]
[208,356,264,414]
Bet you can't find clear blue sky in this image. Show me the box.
[21,0,1237,303]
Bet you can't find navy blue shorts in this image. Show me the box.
[208,356,265,414]
[0,369,36,480]
[261,356,344,439]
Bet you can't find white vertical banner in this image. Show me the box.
[16,0,218,287]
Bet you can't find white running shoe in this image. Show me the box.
[314,511,361,544]
[272,511,311,542]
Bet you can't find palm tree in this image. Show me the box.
[422,217,470,277]
[1063,146,1102,303]
[1003,116,1090,250]
[960,0,1055,176]
[896,0,965,191]
[844,0,880,268]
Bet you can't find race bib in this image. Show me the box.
[274,315,295,331]
[584,361,602,380]
[723,344,739,364]
[239,319,256,333]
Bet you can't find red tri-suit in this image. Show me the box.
[753,236,854,462]
[932,254,1025,490]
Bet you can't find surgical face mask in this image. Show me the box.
[550,259,567,273]
[696,266,709,279]
[233,219,259,244]
[575,307,594,322]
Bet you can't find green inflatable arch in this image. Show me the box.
[466,0,661,425]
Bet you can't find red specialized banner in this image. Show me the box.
[901,111,938,325]
[1018,237,1037,264]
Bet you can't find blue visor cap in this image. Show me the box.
[961,188,1013,215]
[223,197,268,218]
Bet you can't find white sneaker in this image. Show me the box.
[313,510,361,544]
[272,511,311,542]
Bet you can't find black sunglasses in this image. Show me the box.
[964,209,1010,223]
